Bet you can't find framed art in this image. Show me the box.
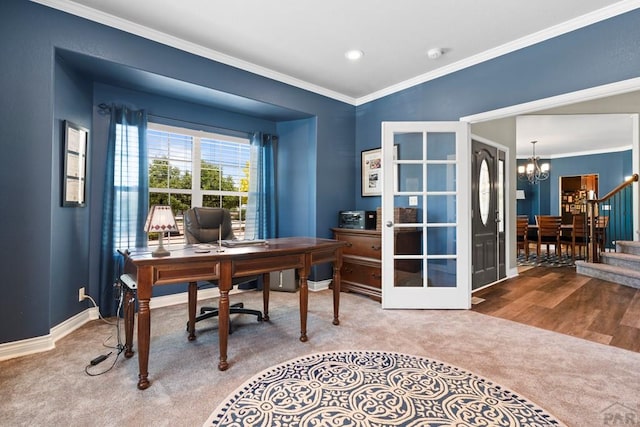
[361,145,397,196]
[62,120,88,207]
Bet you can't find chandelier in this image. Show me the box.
[518,140,549,184]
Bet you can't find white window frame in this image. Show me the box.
[147,122,251,241]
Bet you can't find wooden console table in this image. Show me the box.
[119,237,345,390]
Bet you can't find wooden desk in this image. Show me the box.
[120,237,345,390]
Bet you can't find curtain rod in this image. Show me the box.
[147,113,252,138]
[98,104,264,139]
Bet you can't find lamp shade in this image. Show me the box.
[144,205,178,257]
[144,205,178,233]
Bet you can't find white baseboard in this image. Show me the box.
[0,306,99,362]
[0,281,330,362]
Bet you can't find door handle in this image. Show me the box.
[386,221,393,228]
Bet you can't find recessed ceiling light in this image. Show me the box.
[345,49,364,61]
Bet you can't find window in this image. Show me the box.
[147,122,251,242]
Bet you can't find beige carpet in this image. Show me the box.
[1,289,639,426]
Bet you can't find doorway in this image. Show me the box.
[462,78,640,278]
[471,139,507,290]
[560,174,598,224]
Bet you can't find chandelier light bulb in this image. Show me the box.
[518,140,550,184]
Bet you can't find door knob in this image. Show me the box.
[386,221,393,228]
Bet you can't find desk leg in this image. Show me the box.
[332,253,342,326]
[136,298,151,390]
[217,260,231,371]
[298,266,309,342]
[262,272,270,322]
[187,282,197,341]
[123,286,135,358]
[136,266,152,390]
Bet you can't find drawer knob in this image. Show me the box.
[372,273,381,279]
[371,245,381,251]
[345,242,353,247]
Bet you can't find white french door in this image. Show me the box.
[381,121,471,309]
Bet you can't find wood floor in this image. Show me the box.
[471,265,640,353]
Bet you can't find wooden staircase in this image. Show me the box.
[576,241,640,289]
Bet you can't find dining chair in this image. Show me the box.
[516,216,529,260]
[562,214,588,261]
[535,215,563,259]
[183,207,263,334]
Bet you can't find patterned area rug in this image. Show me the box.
[518,253,577,267]
[204,351,564,426]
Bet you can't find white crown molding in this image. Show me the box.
[31,0,640,107]
[515,145,632,160]
[30,0,356,105]
[356,0,640,106]
[461,77,640,123]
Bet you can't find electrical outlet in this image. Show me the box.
[78,287,85,302]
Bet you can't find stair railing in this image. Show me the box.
[586,173,638,262]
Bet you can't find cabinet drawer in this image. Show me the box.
[342,261,381,289]
[336,233,382,259]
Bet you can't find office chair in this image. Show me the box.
[184,207,263,334]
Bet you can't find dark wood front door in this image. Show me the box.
[472,139,498,289]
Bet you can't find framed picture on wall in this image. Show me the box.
[361,145,397,196]
[62,120,88,207]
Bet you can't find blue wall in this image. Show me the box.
[277,118,317,238]
[517,150,632,222]
[355,9,640,211]
[548,150,633,215]
[0,0,353,344]
[516,158,552,224]
[52,53,94,327]
[1,0,640,345]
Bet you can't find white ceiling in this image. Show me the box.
[35,0,640,157]
[35,0,639,105]
[516,114,637,158]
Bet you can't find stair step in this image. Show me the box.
[600,252,640,270]
[575,260,640,290]
[616,240,640,256]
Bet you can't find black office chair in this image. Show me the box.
[184,207,262,333]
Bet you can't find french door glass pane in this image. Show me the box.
[427,259,457,287]
[427,164,456,192]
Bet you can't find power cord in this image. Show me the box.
[83,282,127,377]
[83,293,117,326]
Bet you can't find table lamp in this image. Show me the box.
[144,205,178,257]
